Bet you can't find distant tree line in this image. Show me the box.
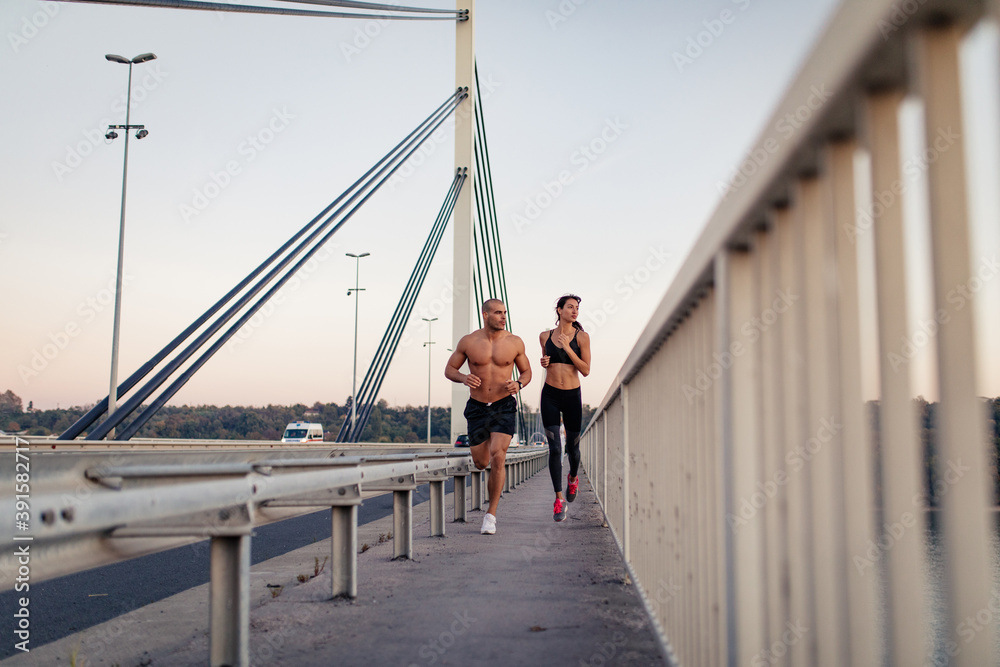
[0,390,455,444]
[2,391,997,502]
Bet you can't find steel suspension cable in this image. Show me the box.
[271,0,464,15]
[471,226,484,329]
[87,91,466,440]
[347,171,466,441]
[61,91,463,440]
[472,188,497,300]
[335,170,462,442]
[472,171,497,299]
[271,0,462,14]
[55,0,467,20]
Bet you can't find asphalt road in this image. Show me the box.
[0,479,453,659]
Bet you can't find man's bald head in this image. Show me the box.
[482,298,504,314]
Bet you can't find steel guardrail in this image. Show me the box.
[1,438,547,664]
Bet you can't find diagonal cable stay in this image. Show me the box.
[338,169,466,442]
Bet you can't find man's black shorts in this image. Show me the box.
[464,395,517,446]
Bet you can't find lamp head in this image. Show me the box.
[132,53,157,64]
[105,54,129,64]
[105,130,119,140]
[135,129,149,139]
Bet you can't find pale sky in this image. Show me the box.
[1,0,997,415]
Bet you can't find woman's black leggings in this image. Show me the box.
[541,384,582,493]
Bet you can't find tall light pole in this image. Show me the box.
[105,52,156,432]
[346,252,369,438]
[422,317,437,444]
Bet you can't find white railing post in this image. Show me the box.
[714,250,737,667]
[801,169,850,666]
[757,216,790,666]
[602,415,608,511]
[826,138,879,666]
[864,87,928,666]
[728,244,767,664]
[776,196,815,665]
[913,23,997,665]
[621,382,631,576]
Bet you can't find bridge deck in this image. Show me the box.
[6,468,665,666]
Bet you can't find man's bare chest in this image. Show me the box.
[467,341,516,368]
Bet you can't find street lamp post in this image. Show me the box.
[105,52,156,433]
[346,252,370,439]
[422,317,437,444]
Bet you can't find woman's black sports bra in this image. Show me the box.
[545,328,581,365]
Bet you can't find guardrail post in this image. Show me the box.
[210,535,250,667]
[454,474,468,522]
[504,463,511,493]
[331,504,358,598]
[393,489,413,559]
[471,470,483,510]
[429,480,446,536]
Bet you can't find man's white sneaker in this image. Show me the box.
[480,513,497,535]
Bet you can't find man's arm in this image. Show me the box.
[504,337,532,395]
[445,337,481,389]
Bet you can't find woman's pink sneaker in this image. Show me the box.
[567,475,579,502]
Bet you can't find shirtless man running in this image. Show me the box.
[445,299,532,535]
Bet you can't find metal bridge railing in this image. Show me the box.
[0,439,547,666]
[581,0,998,665]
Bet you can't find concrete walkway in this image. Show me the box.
[4,467,665,666]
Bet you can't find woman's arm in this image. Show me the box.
[560,330,590,377]
[538,330,551,369]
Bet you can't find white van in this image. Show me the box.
[281,422,324,443]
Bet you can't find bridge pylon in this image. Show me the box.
[451,0,475,444]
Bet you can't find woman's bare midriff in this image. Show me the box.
[545,362,580,390]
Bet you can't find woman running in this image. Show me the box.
[539,294,591,522]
